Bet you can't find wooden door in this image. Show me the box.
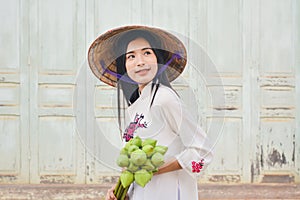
[0,0,30,183]
[0,0,299,184]
[28,0,86,183]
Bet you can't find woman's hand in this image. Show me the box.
[105,185,117,200]
[105,185,129,200]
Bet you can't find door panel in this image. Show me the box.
[0,0,29,183]
[255,0,297,183]
[203,0,244,182]
[29,0,85,183]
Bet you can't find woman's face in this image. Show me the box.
[125,37,158,91]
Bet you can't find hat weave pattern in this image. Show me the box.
[88,26,187,87]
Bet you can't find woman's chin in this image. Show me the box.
[133,76,156,86]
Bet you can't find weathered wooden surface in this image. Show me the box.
[0,184,299,200]
[0,0,299,184]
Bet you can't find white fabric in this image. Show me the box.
[124,82,213,200]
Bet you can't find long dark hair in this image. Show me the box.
[114,29,175,133]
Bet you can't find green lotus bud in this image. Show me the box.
[154,145,168,155]
[141,159,156,171]
[124,142,131,150]
[151,152,164,167]
[142,144,154,157]
[116,154,129,168]
[130,149,147,166]
[134,169,153,187]
[127,162,140,172]
[120,147,128,155]
[142,138,157,147]
[131,136,142,148]
[128,145,139,154]
[120,170,134,188]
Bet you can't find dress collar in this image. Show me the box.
[139,81,154,99]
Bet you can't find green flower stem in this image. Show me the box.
[120,185,130,200]
[114,180,130,200]
[117,184,124,199]
[114,178,121,198]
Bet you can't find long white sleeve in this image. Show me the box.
[156,86,213,178]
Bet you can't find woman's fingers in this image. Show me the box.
[105,186,117,200]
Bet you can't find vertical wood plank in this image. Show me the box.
[242,0,260,183]
[0,116,20,173]
[294,0,300,182]
[256,0,297,183]
[85,0,96,184]
[188,0,207,127]
[94,0,132,35]
[20,0,31,183]
[152,0,189,36]
[141,0,153,25]
[207,0,242,74]
[0,0,20,69]
[204,0,244,182]
[130,0,142,24]
[259,0,293,73]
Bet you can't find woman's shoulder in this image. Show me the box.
[153,84,181,106]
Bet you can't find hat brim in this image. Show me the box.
[88,25,187,87]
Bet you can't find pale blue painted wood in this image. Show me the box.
[0,0,299,184]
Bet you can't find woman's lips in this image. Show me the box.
[135,68,150,75]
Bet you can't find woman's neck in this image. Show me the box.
[138,82,149,93]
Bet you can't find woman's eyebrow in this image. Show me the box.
[126,47,152,55]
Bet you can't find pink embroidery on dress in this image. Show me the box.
[123,113,147,142]
[192,159,204,173]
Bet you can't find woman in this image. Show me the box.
[88,26,213,200]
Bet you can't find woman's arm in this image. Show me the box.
[155,158,182,175]
[156,86,213,177]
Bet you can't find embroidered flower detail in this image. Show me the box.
[123,113,148,142]
[192,159,204,173]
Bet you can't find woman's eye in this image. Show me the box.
[127,55,135,59]
[144,51,152,55]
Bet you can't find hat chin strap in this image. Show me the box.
[157,51,182,76]
[99,60,137,84]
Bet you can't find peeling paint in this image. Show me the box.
[208,175,241,183]
[282,152,287,164]
[259,76,295,87]
[97,176,119,184]
[267,149,286,167]
[86,165,90,176]
[40,175,74,184]
[0,175,17,183]
[260,145,264,168]
[292,135,295,162]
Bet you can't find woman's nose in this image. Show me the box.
[136,54,145,66]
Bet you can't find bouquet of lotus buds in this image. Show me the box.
[113,136,168,200]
